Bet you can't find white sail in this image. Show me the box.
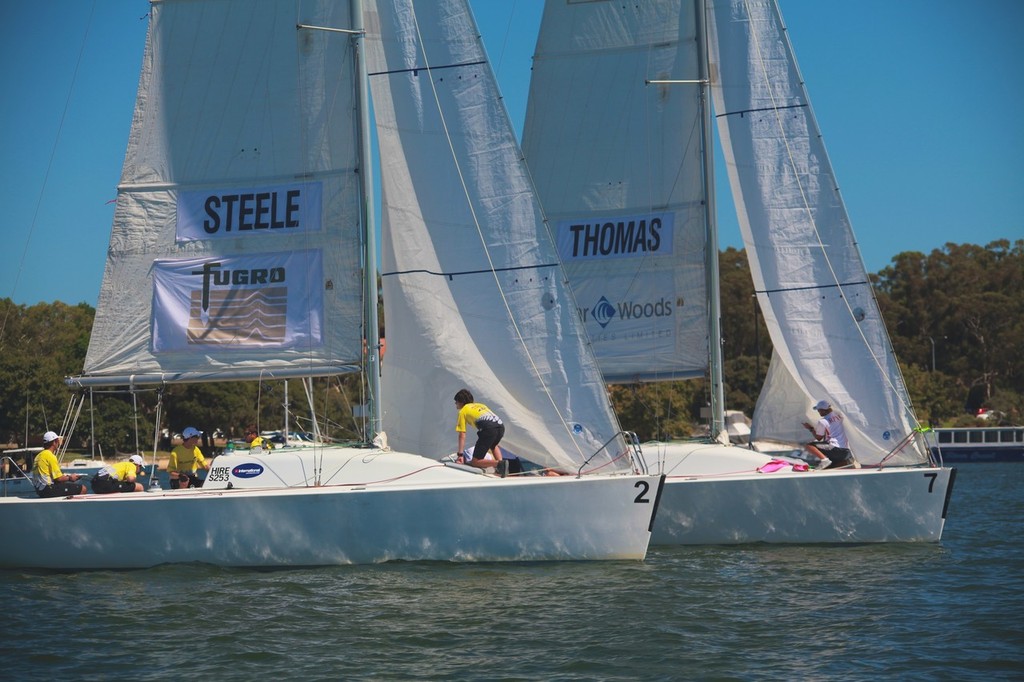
[706,0,925,465]
[365,0,631,473]
[521,0,710,383]
[77,0,365,385]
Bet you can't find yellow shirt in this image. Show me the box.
[250,436,272,449]
[455,403,501,432]
[168,444,207,474]
[98,461,139,481]
[31,448,63,489]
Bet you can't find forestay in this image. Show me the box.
[76,0,365,385]
[522,0,710,383]
[364,0,631,473]
[706,0,925,465]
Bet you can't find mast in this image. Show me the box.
[351,0,383,440]
[697,0,726,441]
[283,380,289,446]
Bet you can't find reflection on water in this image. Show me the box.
[1,464,1021,679]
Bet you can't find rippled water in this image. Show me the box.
[2,464,1021,680]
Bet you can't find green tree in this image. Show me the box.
[874,239,1023,418]
[0,300,95,445]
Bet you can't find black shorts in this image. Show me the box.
[173,472,201,489]
[36,481,83,498]
[820,445,854,467]
[472,423,505,460]
[91,475,136,494]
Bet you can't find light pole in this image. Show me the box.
[927,336,936,372]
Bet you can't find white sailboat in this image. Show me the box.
[522,0,955,543]
[0,0,662,570]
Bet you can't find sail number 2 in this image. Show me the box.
[634,480,651,504]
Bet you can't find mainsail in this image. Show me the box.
[521,1,712,383]
[706,0,926,465]
[365,0,631,473]
[77,0,366,385]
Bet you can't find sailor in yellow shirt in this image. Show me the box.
[31,431,87,497]
[167,426,210,489]
[453,388,507,476]
[91,454,145,493]
[245,425,274,452]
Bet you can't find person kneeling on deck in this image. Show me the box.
[453,388,509,477]
[31,431,87,497]
[92,454,145,494]
[802,400,859,469]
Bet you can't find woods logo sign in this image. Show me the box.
[582,295,675,329]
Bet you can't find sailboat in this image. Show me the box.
[0,0,663,570]
[522,0,955,543]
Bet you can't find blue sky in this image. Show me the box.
[1,0,1021,306]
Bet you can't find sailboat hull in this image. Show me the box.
[0,448,663,569]
[648,443,955,544]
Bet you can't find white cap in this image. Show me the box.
[129,454,144,466]
[182,426,202,439]
[813,400,831,411]
[43,431,60,443]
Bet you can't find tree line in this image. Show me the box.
[0,239,1020,453]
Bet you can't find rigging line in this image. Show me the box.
[742,0,922,431]
[408,6,596,466]
[490,0,518,77]
[0,1,97,343]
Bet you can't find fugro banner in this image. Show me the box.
[151,250,323,352]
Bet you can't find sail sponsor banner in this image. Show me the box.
[175,181,323,242]
[556,212,674,262]
[571,269,697,360]
[151,250,323,352]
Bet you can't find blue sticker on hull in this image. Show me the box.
[232,463,265,478]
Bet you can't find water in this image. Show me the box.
[2,464,1021,680]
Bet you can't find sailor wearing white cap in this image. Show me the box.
[31,431,88,497]
[167,427,210,488]
[801,400,857,469]
[91,454,146,494]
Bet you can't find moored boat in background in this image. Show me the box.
[931,426,1024,462]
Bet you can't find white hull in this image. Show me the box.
[646,442,955,544]
[0,447,662,569]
